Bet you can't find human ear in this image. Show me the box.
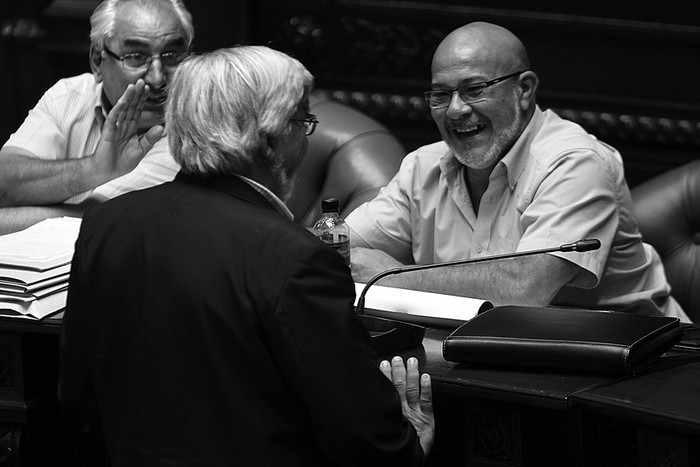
[517,71,539,111]
[89,44,104,83]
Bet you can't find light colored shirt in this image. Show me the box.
[347,107,689,321]
[2,73,179,204]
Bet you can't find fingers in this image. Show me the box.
[379,356,427,407]
[390,356,408,398]
[105,80,149,138]
[140,125,165,154]
[120,82,143,127]
[379,359,392,381]
[379,357,408,392]
[420,372,433,415]
[121,81,149,134]
[404,357,421,406]
[378,356,435,457]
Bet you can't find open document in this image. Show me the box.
[354,282,493,328]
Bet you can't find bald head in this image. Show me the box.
[427,22,538,172]
[432,22,529,79]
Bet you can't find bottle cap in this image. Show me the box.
[321,197,340,213]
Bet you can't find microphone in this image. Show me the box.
[356,238,601,316]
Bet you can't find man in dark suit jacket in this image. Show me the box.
[58,46,434,466]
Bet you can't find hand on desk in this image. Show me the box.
[380,356,435,457]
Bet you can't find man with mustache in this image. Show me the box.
[347,22,689,322]
[0,0,192,233]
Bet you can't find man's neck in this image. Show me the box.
[465,168,491,215]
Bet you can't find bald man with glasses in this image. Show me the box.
[0,0,193,234]
[347,22,690,322]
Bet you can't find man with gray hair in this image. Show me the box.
[0,0,192,233]
[59,45,435,466]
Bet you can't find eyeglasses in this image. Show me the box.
[290,114,319,136]
[102,46,188,72]
[423,70,526,109]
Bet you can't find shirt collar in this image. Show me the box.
[93,82,107,127]
[439,145,464,180]
[234,174,294,221]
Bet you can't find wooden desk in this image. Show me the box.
[0,316,66,466]
[572,362,700,466]
[0,317,698,466]
[390,327,700,467]
[391,328,617,466]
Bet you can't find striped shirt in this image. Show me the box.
[2,73,179,204]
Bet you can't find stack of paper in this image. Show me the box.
[0,217,82,320]
[354,282,493,328]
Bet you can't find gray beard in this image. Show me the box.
[451,95,523,169]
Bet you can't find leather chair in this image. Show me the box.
[287,94,406,227]
[631,160,700,321]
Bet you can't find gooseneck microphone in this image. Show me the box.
[355,238,601,316]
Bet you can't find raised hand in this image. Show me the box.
[380,356,435,456]
[90,79,165,183]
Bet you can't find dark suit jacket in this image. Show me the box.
[59,173,423,466]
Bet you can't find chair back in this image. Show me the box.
[287,95,405,227]
[631,160,700,321]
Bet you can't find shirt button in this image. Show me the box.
[475,244,483,254]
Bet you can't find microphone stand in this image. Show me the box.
[357,239,601,356]
[356,239,600,315]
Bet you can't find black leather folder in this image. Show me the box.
[443,306,683,375]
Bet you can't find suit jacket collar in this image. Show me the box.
[174,171,288,218]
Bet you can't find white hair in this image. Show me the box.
[89,0,194,50]
[166,46,314,185]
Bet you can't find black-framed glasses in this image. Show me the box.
[423,70,526,109]
[290,114,319,136]
[102,45,188,72]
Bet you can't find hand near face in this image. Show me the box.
[90,79,165,184]
[380,356,435,456]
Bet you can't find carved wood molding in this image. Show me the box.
[314,89,700,150]
[465,405,519,464]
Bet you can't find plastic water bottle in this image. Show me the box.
[313,197,351,267]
